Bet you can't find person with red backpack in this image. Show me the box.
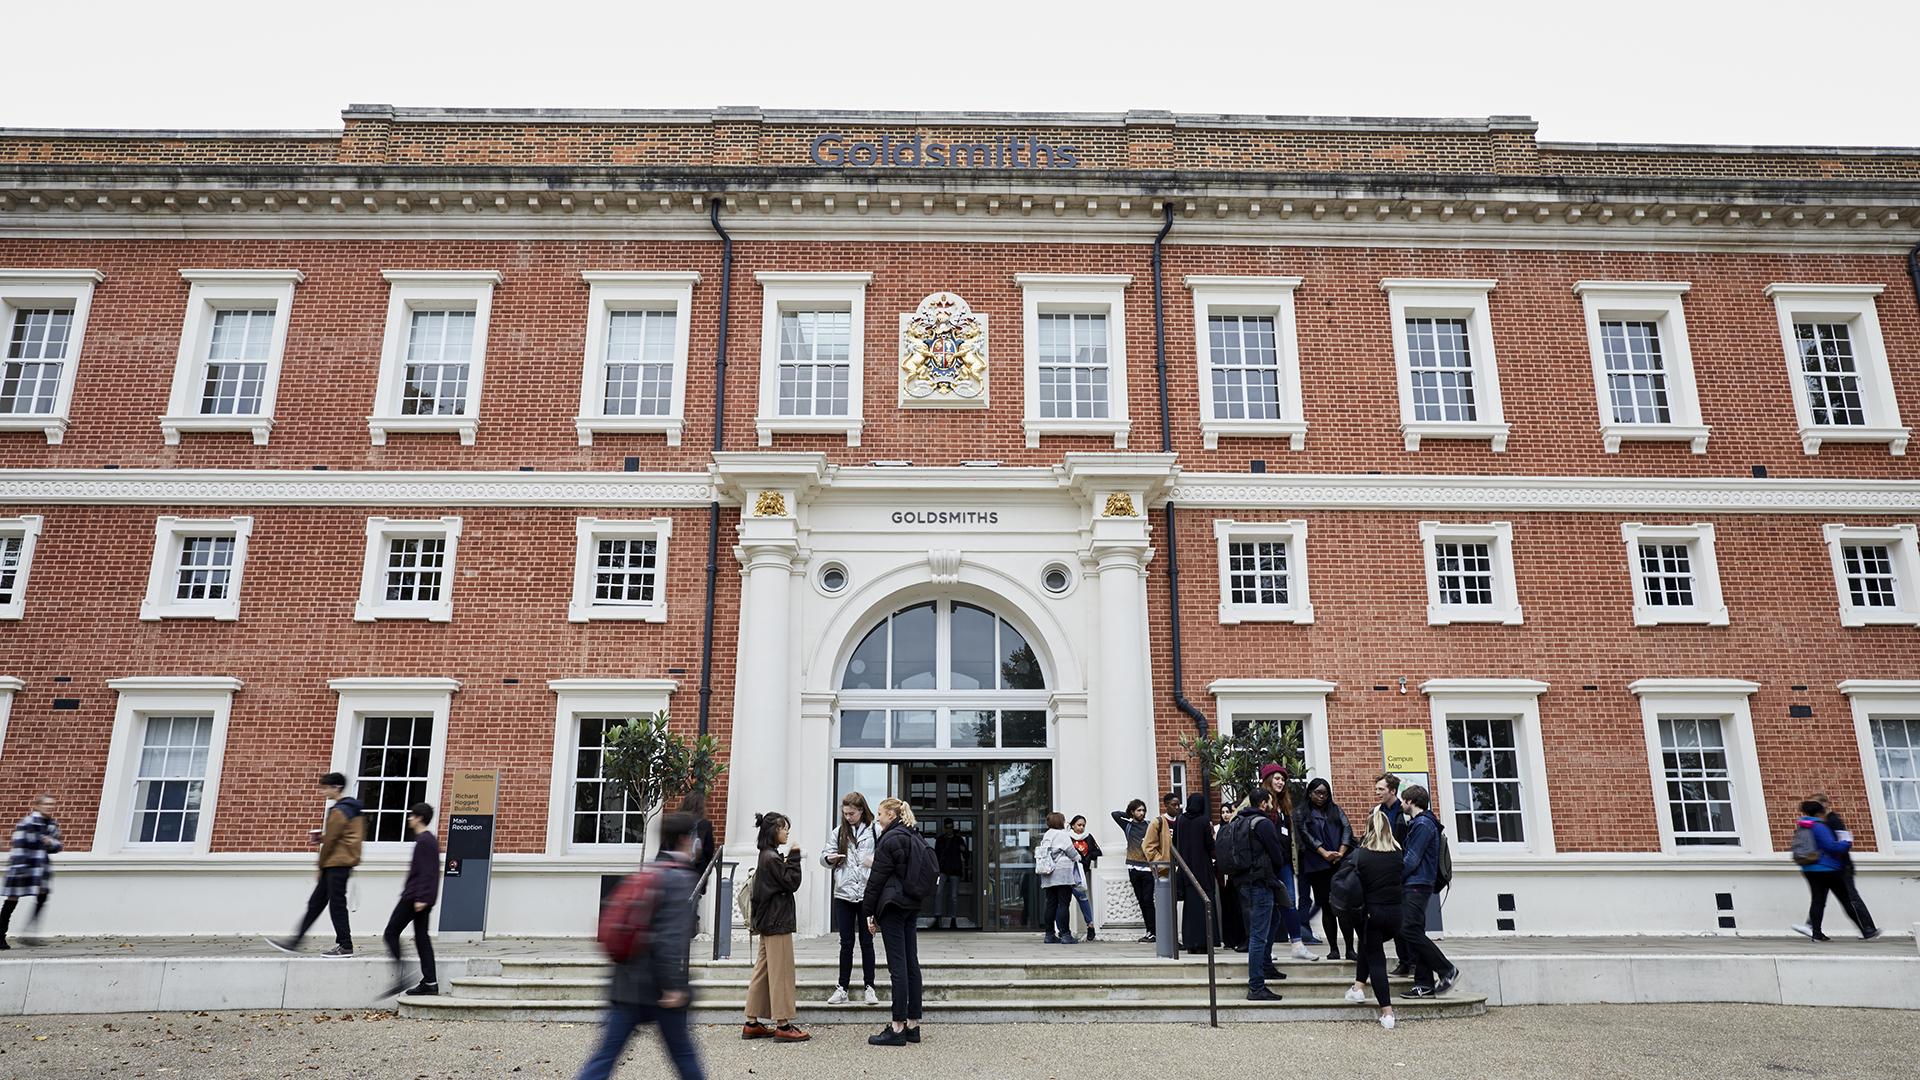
[579,812,703,1080]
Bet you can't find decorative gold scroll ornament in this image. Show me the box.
[1102,493,1136,518]
[753,491,787,517]
[901,292,987,400]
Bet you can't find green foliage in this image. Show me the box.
[600,710,729,850]
[1180,716,1306,808]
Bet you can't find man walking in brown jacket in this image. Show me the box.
[269,772,365,956]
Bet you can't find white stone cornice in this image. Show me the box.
[1167,473,1920,514]
[0,468,718,507]
[107,676,243,692]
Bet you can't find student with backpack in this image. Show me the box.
[863,797,934,1047]
[1790,798,1881,941]
[579,811,704,1080]
[742,812,808,1043]
[1217,787,1289,1002]
[1035,812,1082,944]
[1396,786,1458,998]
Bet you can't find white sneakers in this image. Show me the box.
[1291,942,1321,961]
[864,985,881,1006]
[826,986,850,1005]
[1344,985,1367,1004]
[1379,1012,1396,1030]
[1788,923,1814,940]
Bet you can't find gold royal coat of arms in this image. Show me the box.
[900,292,988,406]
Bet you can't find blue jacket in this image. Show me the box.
[1796,817,1850,874]
[1402,810,1440,888]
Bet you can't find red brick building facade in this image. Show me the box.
[0,106,1915,938]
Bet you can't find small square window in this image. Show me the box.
[1213,519,1314,625]
[1822,524,1920,627]
[355,517,463,622]
[0,515,44,620]
[1420,521,1523,625]
[569,518,672,623]
[139,516,253,622]
[1620,522,1729,627]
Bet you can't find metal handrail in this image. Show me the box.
[689,858,738,961]
[1158,851,1219,1028]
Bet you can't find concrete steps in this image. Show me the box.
[396,953,1485,1024]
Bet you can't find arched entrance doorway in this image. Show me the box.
[832,597,1055,931]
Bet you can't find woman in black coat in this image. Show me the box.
[1214,788,1244,949]
[1171,792,1216,953]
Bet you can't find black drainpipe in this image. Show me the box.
[1151,199,1214,781]
[1908,241,1920,316]
[697,197,733,736]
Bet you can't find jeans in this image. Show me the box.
[938,874,960,923]
[1398,884,1452,990]
[1072,882,1095,929]
[1352,902,1402,1008]
[382,899,436,985]
[833,897,875,988]
[1806,870,1877,936]
[1128,868,1156,934]
[878,908,924,1022]
[1044,884,1074,940]
[1237,881,1275,993]
[575,1001,702,1080]
[292,866,353,948]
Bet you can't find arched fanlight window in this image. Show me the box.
[837,599,1049,751]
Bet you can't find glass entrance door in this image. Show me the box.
[906,764,980,930]
[982,761,1051,932]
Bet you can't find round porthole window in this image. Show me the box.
[819,564,849,595]
[1041,563,1073,596]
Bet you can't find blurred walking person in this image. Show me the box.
[268,773,364,956]
[1,795,60,949]
[380,803,441,998]
[578,811,704,1080]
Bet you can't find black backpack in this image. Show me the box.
[1216,814,1257,877]
[1432,818,1454,893]
[899,830,940,902]
[1329,855,1364,915]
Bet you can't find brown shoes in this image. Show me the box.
[773,1024,812,1042]
[741,1022,775,1040]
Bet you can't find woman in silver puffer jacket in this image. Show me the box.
[820,792,879,1005]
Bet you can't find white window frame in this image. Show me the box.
[1820,523,1920,627]
[1423,679,1555,855]
[753,271,869,447]
[0,676,21,759]
[544,678,677,856]
[1419,520,1524,625]
[569,517,672,623]
[0,269,104,444]
[1574,281,1709,454]
[1206,679,1335,783]
[1840,679,1920,855]
[327,677,457,856]
[368,270,501,446]
[355,516,463,623]
[139,515,253,622]
[1382,278,1508,452]
[94,676,241,857]
[1016,273,1133,449]
[161,270,303,446]
[1212,518,1313,625]
[1186,275,1307,450]
[575,271,699,447]
[1619,522,1729,627]
[1629,678,1768,854]
[0,514,44,620]
[1766,284,1908,456]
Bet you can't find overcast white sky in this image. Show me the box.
[8,1,1919,147]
